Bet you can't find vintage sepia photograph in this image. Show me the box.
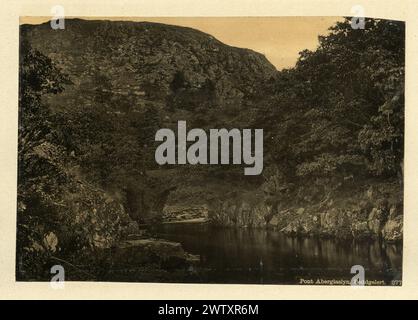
[17,16,404,285]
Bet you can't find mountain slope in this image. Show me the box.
[21,19,276,113]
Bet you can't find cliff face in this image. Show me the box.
[21,19,276,111]
[208,181,403,242]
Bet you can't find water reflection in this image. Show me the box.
[151,223,402,285]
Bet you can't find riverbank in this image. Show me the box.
[205,180,403,243]
[41,211,402,283]
[109,223,402,284]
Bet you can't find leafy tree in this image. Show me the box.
[252,18,404,204]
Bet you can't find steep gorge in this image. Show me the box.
[20,18,404,244]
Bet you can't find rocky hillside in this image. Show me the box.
[21,19,276,113]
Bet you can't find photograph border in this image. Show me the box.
[1,0,417,299]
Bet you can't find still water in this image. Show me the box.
[150,223,402,285]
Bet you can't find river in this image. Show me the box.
[149,223,402,285]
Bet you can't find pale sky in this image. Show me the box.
[21,16,343,70]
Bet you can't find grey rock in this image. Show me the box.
[382,216,403,242]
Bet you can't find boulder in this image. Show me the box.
[119,239,185,258]
[114,238,196,269]
[367,207,388,236]
[300,215,320,235]
[268,215,280,228]
[382,216,403,242]
[126,229,149,240]
[43,231,58,253]
[297,207,305,215]
[280,222,299,236]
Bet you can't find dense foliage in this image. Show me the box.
[17,41,132,280]
[252,18,404,205]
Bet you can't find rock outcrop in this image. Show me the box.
[162,205,209,223]
[115,238,200,269]
[208,186,403,242]
[209,199,273,228]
